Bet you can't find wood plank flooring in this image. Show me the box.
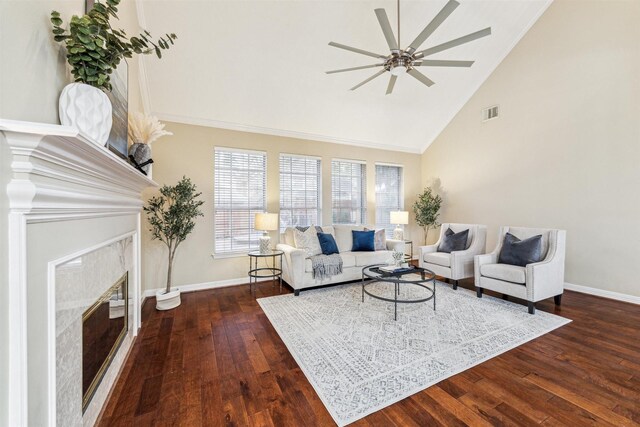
[97,279,640,426]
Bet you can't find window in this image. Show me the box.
[375,164,403,234]
[279,154,322,231]
[214,148,266,254]
[331,159,367,224]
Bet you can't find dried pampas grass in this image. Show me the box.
[128,112,173,145]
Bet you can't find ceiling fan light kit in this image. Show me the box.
[327,0,492,95]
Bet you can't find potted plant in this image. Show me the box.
[413,187,443,244]
[127,112,172,176]
[51,0,176,144]
[144,177,204,310]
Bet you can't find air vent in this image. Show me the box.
[482,105,499,122]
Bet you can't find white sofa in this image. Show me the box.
[276,225,405,295]
[475,226,567,314]
[419,223,487,289]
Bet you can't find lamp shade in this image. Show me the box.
[390,211,409,225]
[255,213,278,231]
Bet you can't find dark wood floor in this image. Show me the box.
[98,278,640,427]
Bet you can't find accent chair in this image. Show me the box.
[474,226,567,314]
[419,223,487,289]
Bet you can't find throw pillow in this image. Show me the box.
[351,230,375,252]
[498,232,543,267]
[437,228,469,253]
[317,232,339,255]
[293,226,322,257]
[364,228,387,251]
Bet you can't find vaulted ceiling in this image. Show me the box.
[139,0,551,153]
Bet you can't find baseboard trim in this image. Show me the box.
[142,276,271,300]
[564,282,640,305]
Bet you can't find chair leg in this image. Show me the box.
[476,287,483,298]
[528,301,536,315]
[453,280,458,290]
[554,294,562,306]
[294,290,300,296]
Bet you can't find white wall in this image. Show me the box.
[421,0,640,297]
[0,0,145,123]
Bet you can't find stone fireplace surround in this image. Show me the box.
[1,119,157,426]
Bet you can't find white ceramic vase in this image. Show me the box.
[59,82,112,145]
[156,288,181,310]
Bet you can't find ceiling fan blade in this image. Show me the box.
[350,69,387,91]
[414,27,492,58]
[374,8,398,51]
[329,42,387,59]
[413,60,474,67]
[326,64,384,74]
[407,69,435,87]
[386,75,397,95]
[406,0,459,54]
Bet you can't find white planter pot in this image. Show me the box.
[156,288,181,310]
[59,82,112,145]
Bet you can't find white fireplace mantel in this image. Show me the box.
[1,118,158,426]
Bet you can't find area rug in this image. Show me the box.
[257,279,571,426]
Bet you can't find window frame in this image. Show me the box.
[213,146,267,256]
[279,153,322,232]
[331,158,367,225]
[375,162,404,235]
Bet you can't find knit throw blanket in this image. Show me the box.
[310,254,343,281]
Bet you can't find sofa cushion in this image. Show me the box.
[352,230,375,251]
[353,250,392,267]
[437,228,469,253]
[423,252,451,267]
[498,232,543,267]
[317,232,339,255]
[305,252,356,272]
[481,263,526,284]
[334,225,366,253]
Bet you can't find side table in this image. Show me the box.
[403,240,414,262]
[248,250,283,296]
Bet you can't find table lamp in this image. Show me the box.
[390,211,409,240]
[255,213,278,254]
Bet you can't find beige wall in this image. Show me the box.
[142,123,423,292]
[421,0,640,297]
[0,0,145,123]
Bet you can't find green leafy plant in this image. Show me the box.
[144,177,204,294]
[51,0,176,92]
[413,187,443,244]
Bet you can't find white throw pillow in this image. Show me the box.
[293,226,322,257]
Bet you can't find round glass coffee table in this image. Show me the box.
[361,264,436,321]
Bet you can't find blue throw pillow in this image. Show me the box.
[352,230,375,252]
[317,232,339,255]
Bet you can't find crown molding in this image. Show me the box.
[418,0,554,154]
[153,113,423,154]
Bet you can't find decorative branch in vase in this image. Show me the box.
[51,0,176,145]
[127,113,172,175]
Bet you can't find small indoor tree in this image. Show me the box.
[144,177,204,297]
[413,187,443,245]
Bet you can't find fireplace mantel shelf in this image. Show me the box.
[1,118,158,219]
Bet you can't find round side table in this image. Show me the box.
[248,250,284,296]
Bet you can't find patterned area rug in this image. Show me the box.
[257,279,571,426]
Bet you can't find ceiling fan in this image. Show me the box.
[326,0,491,95]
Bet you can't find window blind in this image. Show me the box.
[279,154,321,231]
[214,148,266,254]
[375,164,403,234]
[331,159,367,224]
